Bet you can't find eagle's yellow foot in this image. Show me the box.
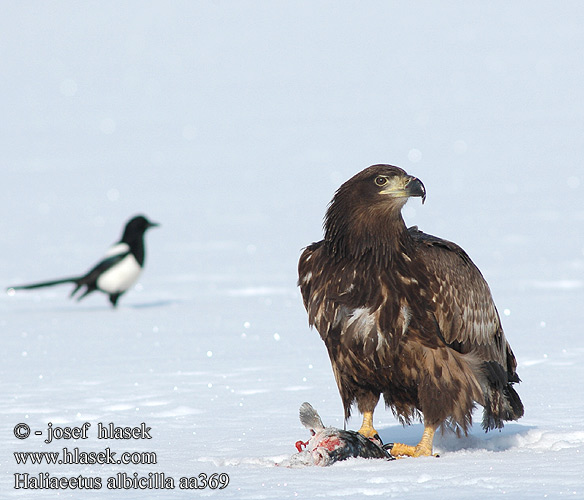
[389,442,433,457]
[357,411,380,441]
[389,426,437,458]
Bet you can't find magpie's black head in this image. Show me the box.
[122,215,159,242]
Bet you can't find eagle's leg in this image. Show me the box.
[390,425,436,458]
[357,411,380,440]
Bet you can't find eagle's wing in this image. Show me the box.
[298,241,380,346]
[298,241,354,339]
[409,227,513,367]
[299,241,395,419]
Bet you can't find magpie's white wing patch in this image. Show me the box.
[103,242,130,258]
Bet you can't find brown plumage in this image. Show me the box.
[298,165,523,457]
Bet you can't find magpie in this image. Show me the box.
[8,215,159,307]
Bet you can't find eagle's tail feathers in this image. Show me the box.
[482,384,524,431]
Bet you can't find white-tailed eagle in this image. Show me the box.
[298,165,523,457]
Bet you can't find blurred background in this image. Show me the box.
[1,1,582,295]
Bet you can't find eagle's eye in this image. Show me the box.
[375,176,388,186]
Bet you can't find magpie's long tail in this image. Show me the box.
[8,277,81,292]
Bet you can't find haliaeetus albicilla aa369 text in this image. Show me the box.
[298,165,523,457]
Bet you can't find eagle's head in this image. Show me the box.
[324,165,426,258]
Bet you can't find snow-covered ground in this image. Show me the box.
[1,2,583,498]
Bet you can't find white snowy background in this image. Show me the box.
[1,1,583,498]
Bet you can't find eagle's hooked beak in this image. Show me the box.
[405,176,426,204]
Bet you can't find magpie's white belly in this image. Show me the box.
[97,254,142,294]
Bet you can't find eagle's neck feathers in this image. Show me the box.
[324,206,413,264]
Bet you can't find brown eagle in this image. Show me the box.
[298,165,523,457]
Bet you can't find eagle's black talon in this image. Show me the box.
[381,442,396,460]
